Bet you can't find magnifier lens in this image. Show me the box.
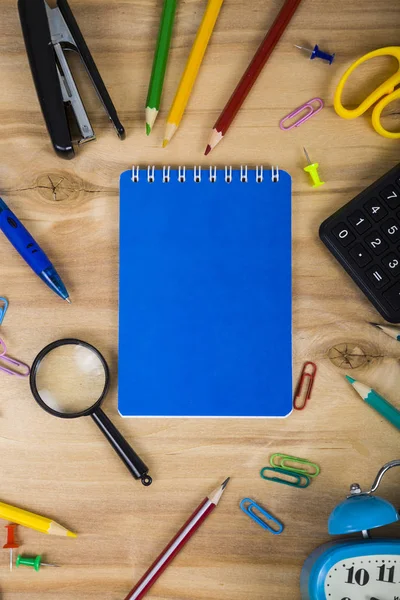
[34,344,107,415]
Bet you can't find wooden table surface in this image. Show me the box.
[1,0,399,598]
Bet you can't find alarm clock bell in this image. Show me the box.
[300,460,400,600]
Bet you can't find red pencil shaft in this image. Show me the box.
[124,498,215,600]
[214,0,303,134]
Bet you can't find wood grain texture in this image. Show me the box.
[0,0,399,598]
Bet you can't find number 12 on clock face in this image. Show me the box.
[301,541,400,600]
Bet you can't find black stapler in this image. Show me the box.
[18,0,125,159]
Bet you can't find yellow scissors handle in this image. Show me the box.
[334,46,400,139]
[371,88,400,139]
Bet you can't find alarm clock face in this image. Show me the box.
[325,555,400,599]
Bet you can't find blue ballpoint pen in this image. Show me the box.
[0,197,70,302]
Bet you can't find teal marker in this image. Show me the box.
[345,375,400,431]
[370,322,400,342]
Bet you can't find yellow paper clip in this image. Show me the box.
[303,147,325,188]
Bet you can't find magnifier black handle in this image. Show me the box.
[91,409,152,486]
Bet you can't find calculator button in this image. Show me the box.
[366,266,389,288]
[380,185,400,209]
[382,253,400,276]
[349,244,372,267]
[383,281,400,310]
[364,232,389,255]
[332,223,355,246]
[348,210,371,233]
[364,198,387,222]
[381,218,400,242]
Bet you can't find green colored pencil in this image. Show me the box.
[370,322,400,342]
[146,0,177,135]
[345,375,400,431]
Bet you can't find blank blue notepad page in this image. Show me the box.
[119,168,292,417]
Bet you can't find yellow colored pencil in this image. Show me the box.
[163,0,225,147]
[0,501,77,537]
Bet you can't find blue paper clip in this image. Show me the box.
[260,466,310,488]
[240,498,284,535]
[0,298,8,325]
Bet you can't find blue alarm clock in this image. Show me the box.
[301,460,400,600]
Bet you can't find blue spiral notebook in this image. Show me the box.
[119,166,292,417]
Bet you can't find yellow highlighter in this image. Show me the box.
[0,501,77,537]
[163,0,225,147]
[334,46,400,139]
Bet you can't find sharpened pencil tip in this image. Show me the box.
[67,531,77,538]
[204,144,212,156]
[146,123,151,136]
[345,375,356,384]
[162,139,169,148]
[221,477,230,489]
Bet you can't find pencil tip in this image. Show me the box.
[162,139,169,148]
[345,375,356,384]
[67,531,77,538]
[204,145,212,156]
[221,477,230,489]
[146,123,151,136]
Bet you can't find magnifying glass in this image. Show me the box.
[29,339,152,486]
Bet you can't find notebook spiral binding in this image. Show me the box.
[131,166,280,184]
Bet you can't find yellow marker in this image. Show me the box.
[303,147,325,188]
[0,501,77,537]
[334,46,400,140]
[163,0,225,147]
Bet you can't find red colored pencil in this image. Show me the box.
[204,0,303,155]
[123,478,230,600]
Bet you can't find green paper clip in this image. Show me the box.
[260,466,310,488]
[269,453,320,478]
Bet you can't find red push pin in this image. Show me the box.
[3,524,19,571]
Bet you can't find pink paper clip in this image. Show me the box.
[280,98,324,131]
[0,338,30,377]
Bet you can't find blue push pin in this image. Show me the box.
[295,44,335,65]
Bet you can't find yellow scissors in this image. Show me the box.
[334,47,400,139]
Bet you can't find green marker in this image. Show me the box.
[370,322,400,342]
[146,0,177,135]
[345,375,400,431]
[16,555,58,571]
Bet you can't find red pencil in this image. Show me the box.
[123,478,230,600]
[204,0,303,155]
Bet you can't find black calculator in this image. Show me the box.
[319,163,400,323]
